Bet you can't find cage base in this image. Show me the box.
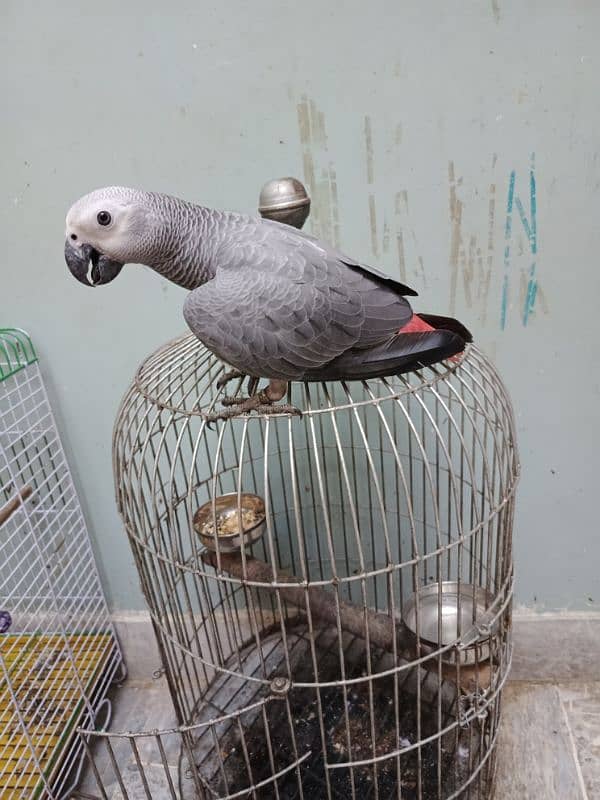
[181,621,492,800]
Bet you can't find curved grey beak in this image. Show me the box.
[64,240,124,287]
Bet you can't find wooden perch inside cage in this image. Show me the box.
[0,485,33,527]
[201,550,491,693]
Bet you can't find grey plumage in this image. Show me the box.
[64,187,470,388]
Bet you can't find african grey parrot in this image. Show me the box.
[64,187,471,420]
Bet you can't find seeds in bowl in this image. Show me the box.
[199,507,262,538]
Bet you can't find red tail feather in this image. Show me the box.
[397,315,436,334]
[398,315,464,363]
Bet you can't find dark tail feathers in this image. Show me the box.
[418,314,473,343]
[306,329,466,381]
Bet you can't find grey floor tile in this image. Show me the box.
[108,764,180,800]
[494,683,584,800]
[511,617,600,682]
[558,682,600,799]
[74,679,180,798]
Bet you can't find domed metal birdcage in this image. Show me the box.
[81,333,519,800]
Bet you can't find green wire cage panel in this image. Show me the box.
[0,328,125,799]
[0,330,37,384]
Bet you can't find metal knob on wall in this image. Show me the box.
[258,177,310,229]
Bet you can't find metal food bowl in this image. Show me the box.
[193,493,266,553]
[403,582,498,665]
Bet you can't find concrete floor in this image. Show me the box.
[72,674,600,799]
[494,681,598,799]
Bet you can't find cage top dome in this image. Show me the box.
[130,332,500,422]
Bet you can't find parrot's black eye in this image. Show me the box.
[97,211,112,226]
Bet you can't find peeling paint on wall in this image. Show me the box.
[368,195,379,258]
[296,95,340,246]
[361,118,426,286]
[483,183,496,325]
[364,116,375,185]
[396,229,407,283]
[448,159,497,325]
[364,115,380,258]
[448,162,463,315]
[296,102,541,332]
[393,191,427,287]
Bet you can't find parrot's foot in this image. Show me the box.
[220,394,260,407]
[205,391,302,425]
[216,369,246,390]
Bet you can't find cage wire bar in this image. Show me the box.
[79,332,519,800]
[0,328,125,799]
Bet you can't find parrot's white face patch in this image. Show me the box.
[65,186,154,264]
[66,196,126,259]
[64,188,143,286]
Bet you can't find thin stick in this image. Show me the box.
[0,484,33,526]
[202,550,415,657]
[202,550,491,692]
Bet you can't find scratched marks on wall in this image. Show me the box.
[295,98,543,330]
[394,191,427,287]
[501,153,539,329]
[447,160,496,324]
[448,155,543,329]
[296,96,340,247]
[295,102,427,288]
[364,116,378,257]
[363,116,426,287]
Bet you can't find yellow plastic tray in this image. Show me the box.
[0,632,115,798]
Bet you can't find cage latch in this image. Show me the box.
[458,690,490,728]
[457,607,497,651]
[270,676,291,698]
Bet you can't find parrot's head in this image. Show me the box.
[64,187,157,287]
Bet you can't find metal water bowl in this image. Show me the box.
[403,582,499,665]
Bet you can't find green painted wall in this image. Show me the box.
[2,1,598,610]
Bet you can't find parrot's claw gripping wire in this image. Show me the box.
[216,369,246,391]
[204,393,302,426]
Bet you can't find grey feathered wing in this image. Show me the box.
[182,220,465,381]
